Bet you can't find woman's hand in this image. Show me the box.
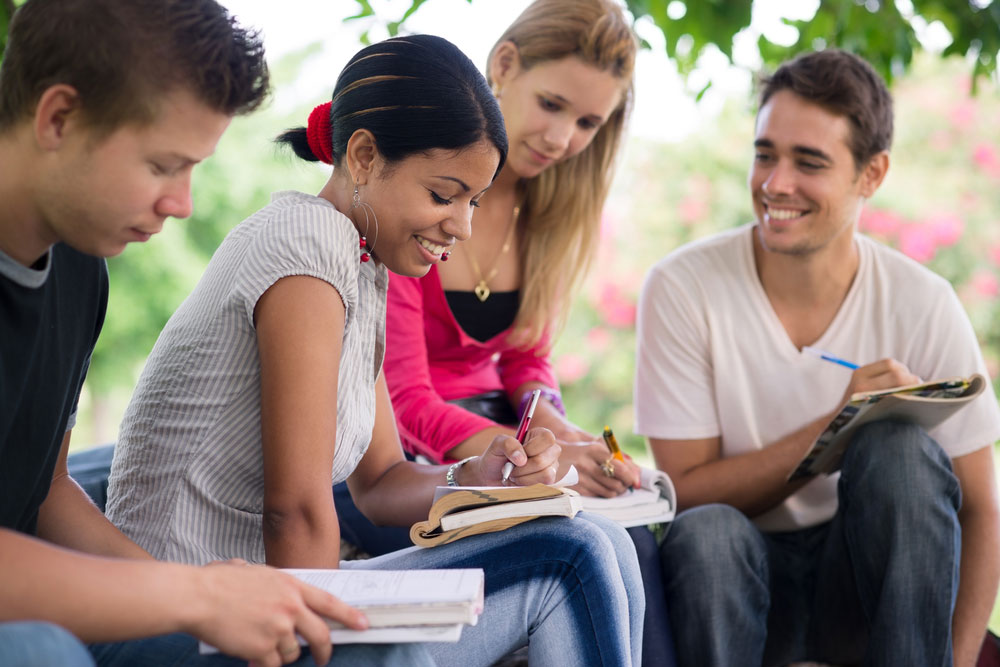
[466,427,562,486]
[558,441,641,498]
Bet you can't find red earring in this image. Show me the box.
[351,184,377,263]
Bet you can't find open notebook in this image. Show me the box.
[199,568,484,653]
[580,467,676,528]
[789,374,986,481]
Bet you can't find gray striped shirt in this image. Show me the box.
[106,191,387,564]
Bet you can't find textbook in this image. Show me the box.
[199,568,484,653]
[410,483,583,547]
[788,374,986,481]
[580,467,677,528]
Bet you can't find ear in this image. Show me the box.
[488,41,523,91]
[33,84,84,150]
[858,151,889,197]
[344,129,380,186]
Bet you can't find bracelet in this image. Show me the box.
[446,456,476,487]
[518,387,565,419]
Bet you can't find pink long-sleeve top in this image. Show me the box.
[385,266,558,463]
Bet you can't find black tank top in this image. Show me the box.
[444,290,519,342]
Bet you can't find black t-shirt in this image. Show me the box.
[0,243,108,534]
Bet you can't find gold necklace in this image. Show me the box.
[467,205,519,302]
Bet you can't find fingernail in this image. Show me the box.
[514,451,527,465]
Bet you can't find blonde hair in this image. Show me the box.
[487,0,637,348]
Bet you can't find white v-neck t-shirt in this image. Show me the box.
[634,223,1000,532]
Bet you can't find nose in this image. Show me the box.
[761,159,795,197]
[444,205,474,243]
[155,172,194,220]
[542,117,574,154]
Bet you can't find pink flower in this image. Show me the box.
[949,101,976,129]
[925,215,964,246]
[586,327,612,351]
[973,143,998,168]
[598,283,637,328]
[859,208,903,237]
[973,143,1000,178]
[970,270,1000,298]
[897,225,937,263]
[555,354,590,384]
[989,244,1000,268]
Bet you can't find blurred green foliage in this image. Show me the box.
[346,0,1000,89]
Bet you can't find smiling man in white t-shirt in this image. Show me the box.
[635,49,1000,667]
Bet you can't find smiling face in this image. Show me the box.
[360,139,501,277]
[491,48,623,179]
[37,88,231,258]
[749,90,886,258]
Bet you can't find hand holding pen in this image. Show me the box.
[502,390,541,484]
[803,347,920,404]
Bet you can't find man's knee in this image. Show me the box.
[842,419,959,510]
[661,504,765,572]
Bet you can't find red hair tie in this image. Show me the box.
[306,101,334,165]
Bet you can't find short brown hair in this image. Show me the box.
[0,0,269,133]
[759,49,893,169]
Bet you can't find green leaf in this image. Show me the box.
[344,0,375,21]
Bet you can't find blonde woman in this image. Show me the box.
[336,2,677,664]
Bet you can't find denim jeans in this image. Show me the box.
[335,475,674,666]
[0,622,95,667]
[344,513,644,666]
[660,420,962,667]
[67,448,643,664]
[88,634,433,666]
[79,515,640,666]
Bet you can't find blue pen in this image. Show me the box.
[802,345,859,370]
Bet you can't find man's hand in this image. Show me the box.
[468,428,562,486]
[188,561,367,667]
[842,358,921,404]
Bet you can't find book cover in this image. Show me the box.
[788,374,985,481]
[410,484,583,547]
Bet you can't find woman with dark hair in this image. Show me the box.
[106,34,643,666]
[338,2,677,664]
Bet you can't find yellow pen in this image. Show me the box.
[602,425,626,463]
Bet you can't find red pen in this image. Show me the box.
[502,389,541,484]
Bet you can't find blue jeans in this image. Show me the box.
[344,513,644,666]
[81,515,641,666]
[88,634,433,666]
[660,420,962,667]
[0,622,95,667]
[335,480,674,667]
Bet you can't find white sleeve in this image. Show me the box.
[633,260,720,440]
[901,282,1000,457]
